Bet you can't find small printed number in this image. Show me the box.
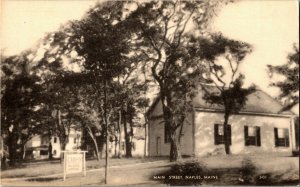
[259,175,267,180]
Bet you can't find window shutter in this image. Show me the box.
[274,128,278,147]
[285,129,290,147]
[227,125,232,145]
[244,126,248,146]
[214,124,219,145]
[256,127,261,146]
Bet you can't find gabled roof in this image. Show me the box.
[147,86,294,117]
[193,86,294,115]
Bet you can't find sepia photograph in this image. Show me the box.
[1,0,299,186]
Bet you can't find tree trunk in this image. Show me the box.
[87,126,100,161]
[118,110,122,158]
[56,109,65,163]
[103,79,109,185]
[169,129,181,162]
[161,94,182,162]
[129,113,134,154]
[123,110,132,158]
[114,137,117,157]
[48,143,53,160]
[143,68,148,157]
[92,138,100,161]
[59,141,67,163]
[144,114,148,157]
[22,144,26,160]
[178,122,184,143]
[48,130,53,160]
[7,131,18,166]
[58,134,68,163]
[57,109,66,163]
[223,112,231,155]
[97,132,106,159]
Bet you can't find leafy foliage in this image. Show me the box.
[268,44,299,111]
[1,0,254,163]
[125,0,235,161]
[1,53,47,163]
[202,76,256,114]
[193,33,256,154]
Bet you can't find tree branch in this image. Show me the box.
[174,7,195,48]
[208,61,226,91]
[226,56,239,85]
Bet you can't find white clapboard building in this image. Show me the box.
[147,86,297,157]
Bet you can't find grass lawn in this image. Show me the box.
[1,155,299,186]
[173,154,299,185]
[1,157,167,179]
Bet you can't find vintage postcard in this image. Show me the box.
[1,0,299,186]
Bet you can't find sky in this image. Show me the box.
[1,0,299,101]
[213,0,299,94]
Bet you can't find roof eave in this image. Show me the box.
[194,107,295,118]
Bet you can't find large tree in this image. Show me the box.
[268,44,299,112]
[35,1,149,161]
[33,42,91,160]
[114,67,150,157]
[268,44,299,150]
[1,52,46,164]
[125,0,234,161]
[42,2,132,183]
[195,33,256,154]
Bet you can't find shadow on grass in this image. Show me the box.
[152,158,299,186]
[237,158,299,186]
[26,177,61,182]
[253,173,300,186]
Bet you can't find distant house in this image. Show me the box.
[26,126,146,160]
[25,129,82,160]
[147,86,297,157]
[109,126,146,157]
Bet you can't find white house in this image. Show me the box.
[26,126,146,160]
[147,86,297,157]
[25,129,82,160]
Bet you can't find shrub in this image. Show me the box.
[154,160,211,186]
[238,158,257,184]
[292,150,299,157]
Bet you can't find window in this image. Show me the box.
[53,150,57,156]
[274,128,289,147]
[121,142,125,151]
[54,137,57,143]
[164,124,171,143]
[244,126,261,146]
[74,138,77,144]
[214,124,231,145]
